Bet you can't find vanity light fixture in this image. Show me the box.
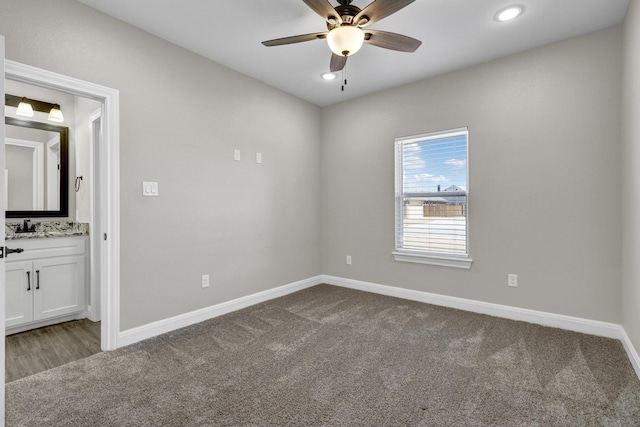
[5,94,65,123]
[48,104,65,123]
[495,5,524,22]
[16,97,35,117]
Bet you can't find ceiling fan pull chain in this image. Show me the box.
[261,0,422,99]
[342,59,347,92]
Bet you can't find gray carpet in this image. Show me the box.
[6,284,640,426]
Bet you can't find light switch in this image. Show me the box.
[142,181,158,196]
[256,152,263,164]
[234,149,241,161]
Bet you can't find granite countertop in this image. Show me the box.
[6,221,89,240]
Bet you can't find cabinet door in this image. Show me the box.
[6,261,34,327]
[33,255,86,321]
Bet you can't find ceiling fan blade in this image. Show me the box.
[354,0,415,27]
[302,0,342,24]
[364,30,421,52]
[330,53,347,72]
[262,32,327,47]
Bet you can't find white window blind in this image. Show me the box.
[394,128,470,267]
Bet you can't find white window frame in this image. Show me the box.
[393,127,472,269]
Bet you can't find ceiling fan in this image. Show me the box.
[262,0,422,73]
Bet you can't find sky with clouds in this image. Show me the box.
[401,133,467,194]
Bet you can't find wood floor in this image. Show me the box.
[5,319,101,383]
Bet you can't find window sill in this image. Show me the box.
[393,251,473,269]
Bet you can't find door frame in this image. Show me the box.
[1,34,6,423]
[88,108,102,323]
[5,60,120,351]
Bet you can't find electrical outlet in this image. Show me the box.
[256,152,263,163]
[346,255,352,265]
[234,149,241,161]
[508,274,518,288]
[202,274,210,288]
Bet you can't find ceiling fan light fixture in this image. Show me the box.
[327,25,365,56]
[495,6,523,22]
[321,72,338,80]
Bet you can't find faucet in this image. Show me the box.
[16,219,35,233]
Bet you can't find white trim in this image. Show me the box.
[87,108,102,323]
[620,328,640,379]
[1,36,7,423]
[117,276,322,347]
[111,272,640,381]
[321,275,623,339]
[5,60,120,351]
[393,251,473,269]
[101,87,120,351]
[396,127,469,143]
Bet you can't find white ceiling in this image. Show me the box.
[77,0,629,107]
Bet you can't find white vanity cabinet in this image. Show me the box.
[5,237,87,333]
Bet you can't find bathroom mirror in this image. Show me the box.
[5,117,69,218]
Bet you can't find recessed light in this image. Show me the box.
[495,6,523,22]
[321,72,337,81]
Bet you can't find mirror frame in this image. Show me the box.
[5,117,69,218]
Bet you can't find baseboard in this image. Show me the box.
[321,275,623,339]
[116,273,640,381]
[322,274,640,379]
[117,275,322,347]
[620,328,640,379]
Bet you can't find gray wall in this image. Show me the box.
[321,26,623,323]
[0,1,629,332]
[0,0,322,330]
[622,0,640,354]
[74,96,102,222]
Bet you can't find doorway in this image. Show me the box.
[4,60,120,352]
[5,319,101,382]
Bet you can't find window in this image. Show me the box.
[394,128,472,269]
